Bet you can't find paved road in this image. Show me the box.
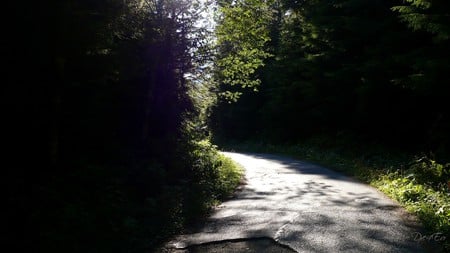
[166,152,425,252]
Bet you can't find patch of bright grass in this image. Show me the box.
[216,154,244,199]
[183,139,244,221]
[372,171,449,242]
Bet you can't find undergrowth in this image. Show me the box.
[183,140,244,223]
[31,139,243,253]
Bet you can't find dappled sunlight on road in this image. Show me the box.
[168,152,424,253]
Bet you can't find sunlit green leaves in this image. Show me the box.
[392,0,450,42]
[215,0,274,99]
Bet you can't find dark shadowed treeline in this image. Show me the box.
[5,1,238,252]
[212,0,450,158]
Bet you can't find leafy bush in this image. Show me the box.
[183,140,243,222]
[408,157,450,188]
[216,154,244,199]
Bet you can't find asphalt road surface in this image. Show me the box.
[163,152,427,253]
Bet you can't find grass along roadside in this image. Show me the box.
[215,153,245,200]
[220,140,450,251]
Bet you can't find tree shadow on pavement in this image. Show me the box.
[166,152,432,253]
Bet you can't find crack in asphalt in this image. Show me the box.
[168,237,298,253]
[274,213,300,241]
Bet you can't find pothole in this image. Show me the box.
[171,238,297,253]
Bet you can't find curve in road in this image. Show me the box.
[166,152,425,253]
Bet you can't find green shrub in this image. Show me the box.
[179,139,244,224]
[408,157,450,188]
[216,154,244,199]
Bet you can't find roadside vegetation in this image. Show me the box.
[181,140,244,225]
[220,137,449,251]
[25,138,243,253]
[7,1,244,252]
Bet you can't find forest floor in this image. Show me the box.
[159,152,434,253]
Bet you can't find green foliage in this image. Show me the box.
[407,157,450,188]
[215,0,274,99]
[374,171,450,249]
[392,0,450,41]
[211,0,450,154]
[167,139,244,225]
[216,153,244,198]
[191,140,243,200]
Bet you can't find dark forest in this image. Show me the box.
[5,0,449,252]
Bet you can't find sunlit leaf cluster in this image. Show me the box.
[215,0,274,99]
